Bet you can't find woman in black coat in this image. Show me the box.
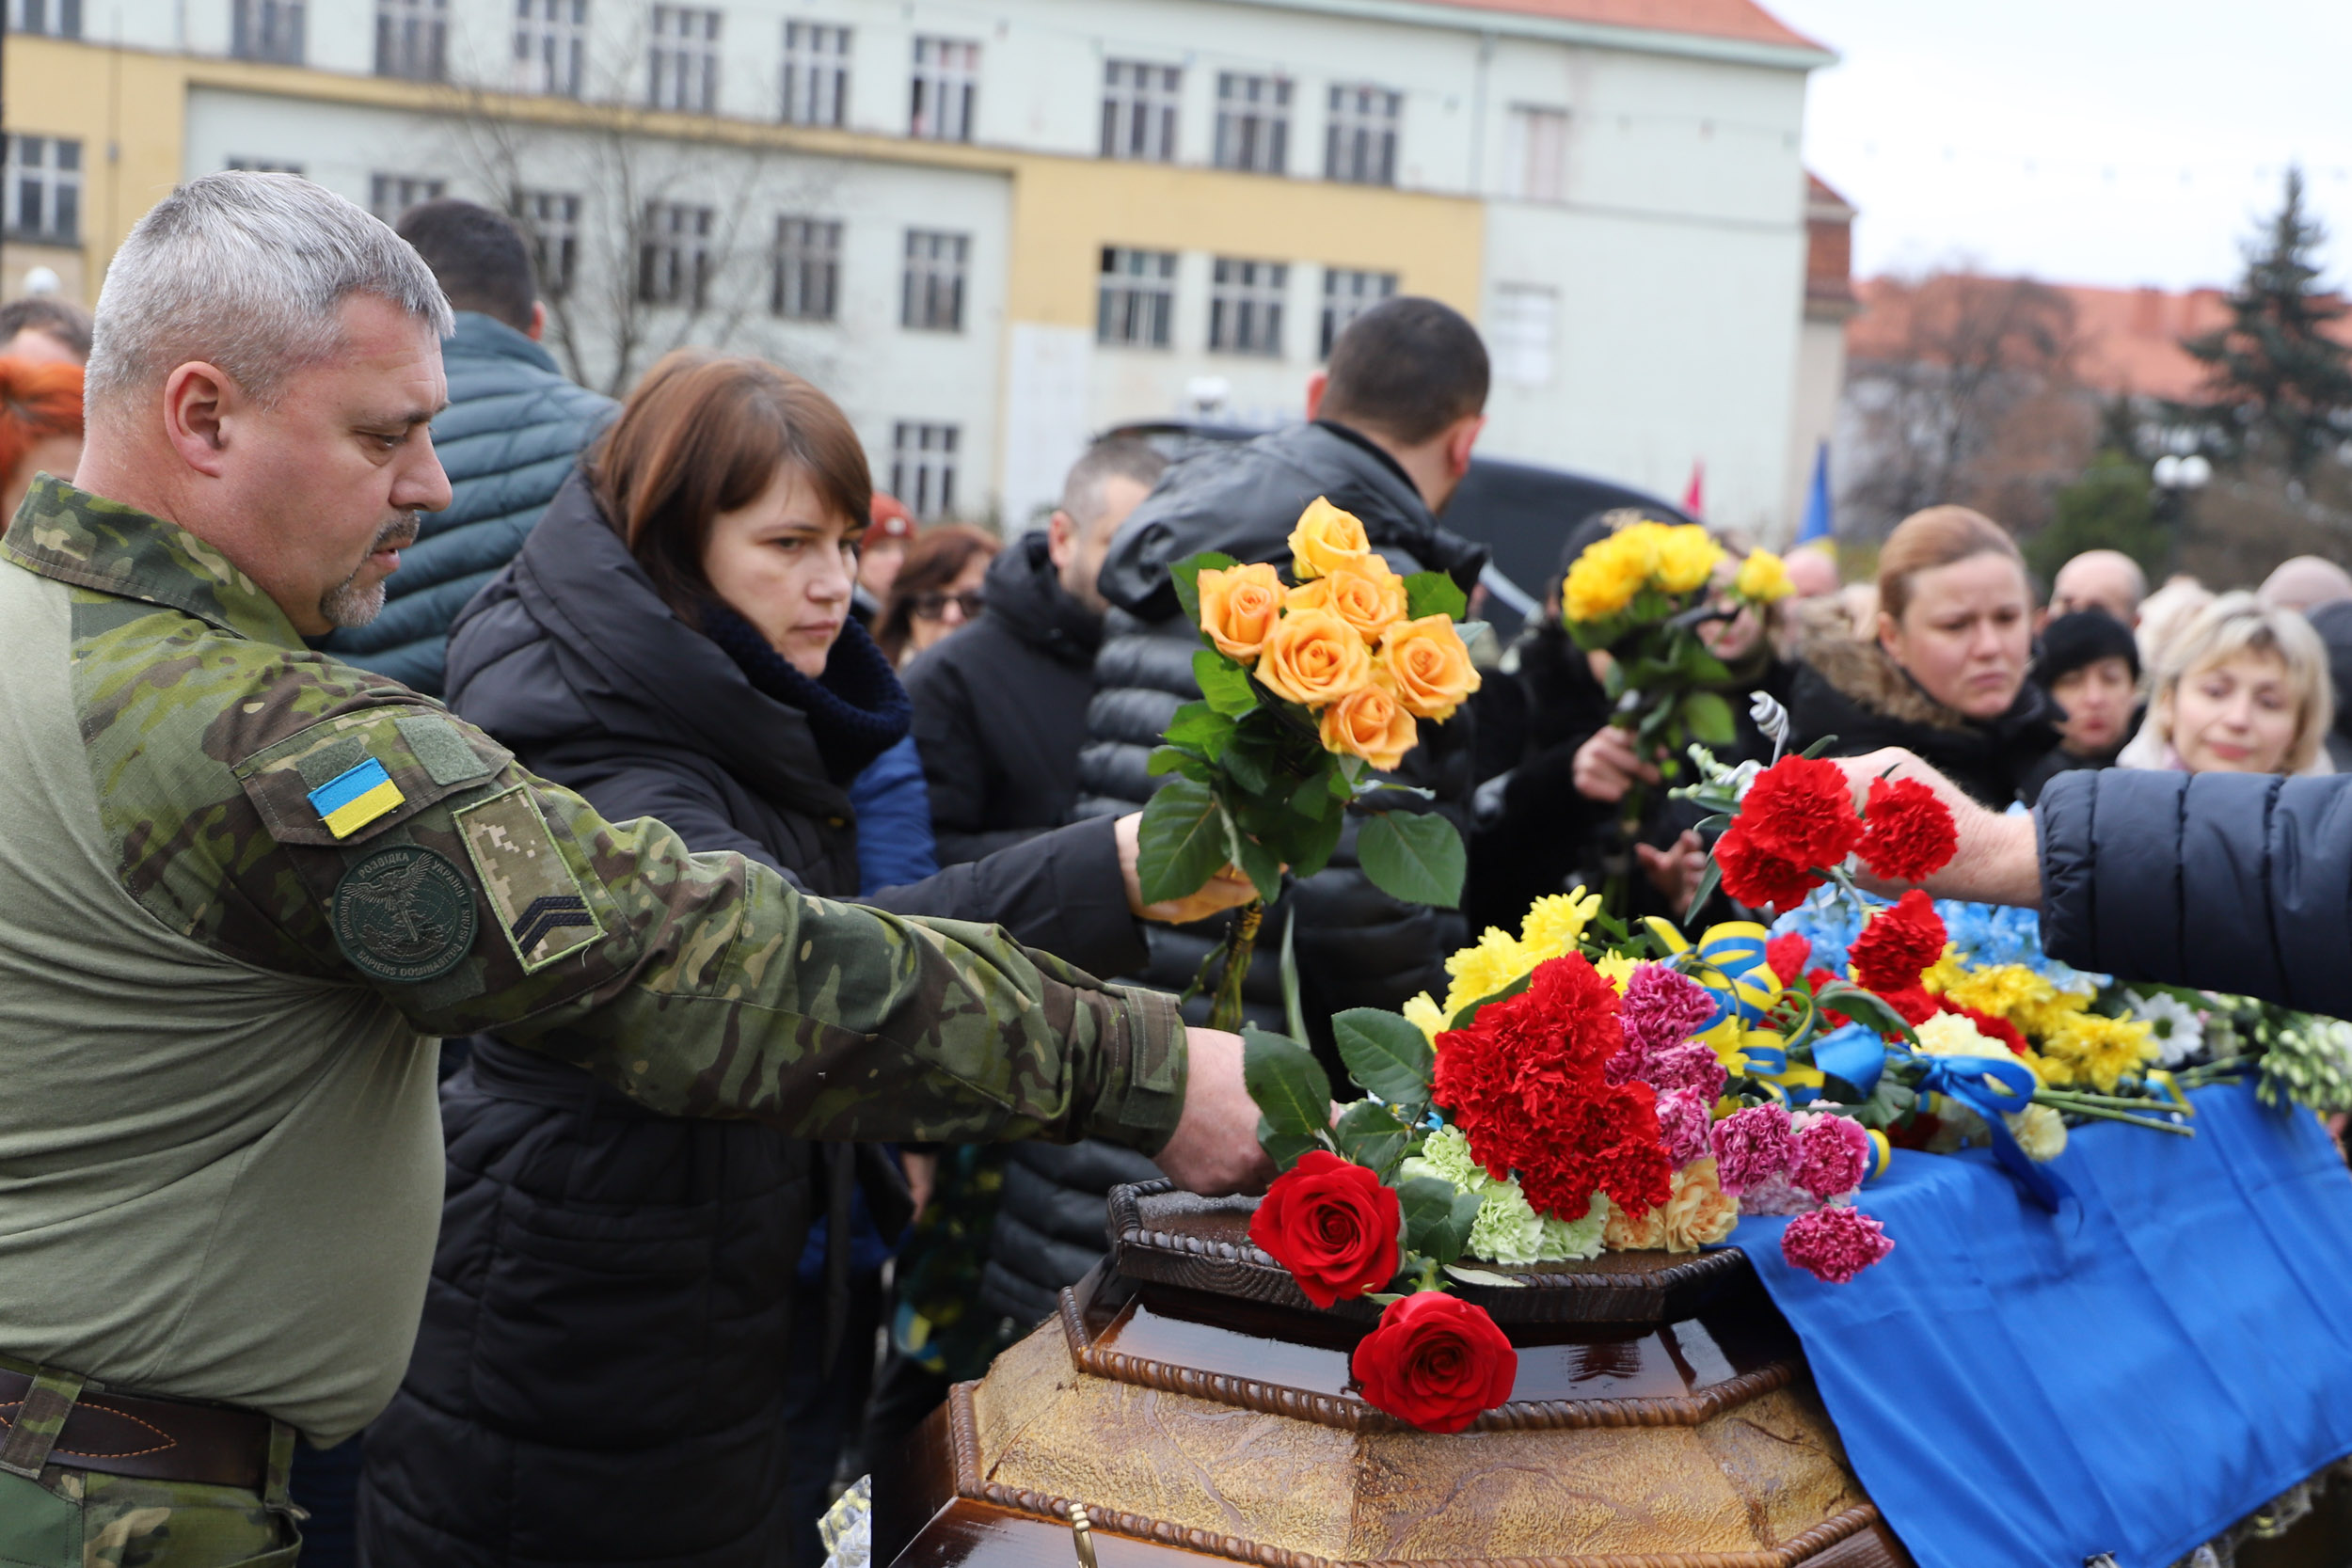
[357,354,1244,1568]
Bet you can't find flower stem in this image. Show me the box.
[2034,1094,2196,1135]
[1205,899,1264,1034]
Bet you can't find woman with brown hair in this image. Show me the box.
[1785,504,2062,806]
[360,352,1249,1568]
[875,520,997,666]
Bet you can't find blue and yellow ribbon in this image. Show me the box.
[1913,1052,2069,1212]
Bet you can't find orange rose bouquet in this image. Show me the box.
[1138,498,1482,1027]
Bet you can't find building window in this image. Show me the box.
[1320,267,1395,358]
[1101,60,1179,163]
[368,172,443,224]
[1506,105,1567,202]
[910,36,977,143]
[230,0,301,61]
[1492,283,1556,387]
[1325,84,1400,186]
[901,230,968,332]
[8,0,82,37]
[1215,71,1289,174]
[515,0,586,96]
[639,200,714,308]
[782,22,850,127]
[892,422,959,519]
[1209,257,1285,356]
[1098,246,1175,348]
[773,216,841,321]
[374,0,446,80]
[3,136,80,245]
[648,4,720,113]
[516,189,581,297]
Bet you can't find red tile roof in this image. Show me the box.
[1414,0,1825,51]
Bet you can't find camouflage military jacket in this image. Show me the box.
[0,477,1184,1444]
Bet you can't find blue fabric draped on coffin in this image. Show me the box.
[1727,1084,2352,1568]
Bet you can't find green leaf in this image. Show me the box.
[1396,1176,1482,1266]
[1402,570,1469,622]
[1800,733,1840,759]
[1332,1099,1411,1179]
[1242,1025,1333,1142]
[1136,777,1225,904]
[1146,745,1214,783]
[1818,980,1918,1044]
[1358,810,1467,909]
[1680,856,1724,927]
[1169,550,1239,630]
[1195,649,1259,718]
[1450,968,1533,1031]
[1164,702,1237,759]
[1257,1118,1327,1171]
[1288,764,1334,819]
[1219,728,1277,795]
[1332,1007,1436,1112]
[1445,1263,1531,1288]
[1279,907,1309,1045]
[1279,800,1347,880]
[1224,809,1284,903]
[1682,690,1736,747]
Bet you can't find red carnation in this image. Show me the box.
[1715,826,1820,913]
[1857,775,1960,883]
[1740,755,1864,870]
[1765,932,1812,986]
[1248,1151,1401,1308]
[1874,986,1941,1029]
[1941,1000,2027,1056]
[1517,1083,1673,1220]
[1352,1291,1518,1433]
[1847,891,1947,993]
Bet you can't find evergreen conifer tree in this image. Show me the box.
[2183,166,2352,473]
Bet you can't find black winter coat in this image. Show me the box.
[2039,768,2352,1016]
[1787,633,2061,809]
[357,476,1146,1568]
[903,532,1103,865]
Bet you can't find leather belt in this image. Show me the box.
[0,1366,269,1491]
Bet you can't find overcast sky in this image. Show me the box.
[1765,0,2352,293]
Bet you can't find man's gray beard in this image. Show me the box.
[319,515,419,629]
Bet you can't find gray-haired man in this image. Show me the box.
[0,173,1264,1564]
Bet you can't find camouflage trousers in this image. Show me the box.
[0,1359,302,1567]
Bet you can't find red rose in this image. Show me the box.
[1740,755,1864,869]
[1351,1290,1518,1433]
[1847,890,1947,993]
[1765,932,1812,986]
[1715,825,1820,913]
[1857,775,1960,882]
[1248,1151,1401,1308]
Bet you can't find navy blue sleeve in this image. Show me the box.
[2038,768,2352,1014]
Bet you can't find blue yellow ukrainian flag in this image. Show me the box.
[308,758,407,839]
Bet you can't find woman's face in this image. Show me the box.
[2168,649,2300,775]
[701,463,856,679]
[905,553,990,658]
[1877,553,2032,721]
[2049,657,2137,758]
[1699,562,1765,664]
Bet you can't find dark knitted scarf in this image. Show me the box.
[698,600,913,784]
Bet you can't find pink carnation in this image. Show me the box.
[1780,1206,1894,1285]
[1618,964,1719,1059]
[1708,1102,1793,1195]
[1789,1111,1870,1202]
[1735,1173,1820,1216]
[1654,1088,1712,1166]
[1639,1041,1728,1104]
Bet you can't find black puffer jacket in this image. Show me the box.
[357,475,1147,1568]
[1787,632,2062,809]
[903,531,1103,865]
[2039,768,2352,1017]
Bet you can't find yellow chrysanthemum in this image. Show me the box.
[1403,990,1449,1044]
[1520,886,1601,960]
[1595,952,1640,993]
[1938,963,2058,1024]
[1733,547,1795,603]
[1441,927,1532,1019]
[1562,536,1647,623]
[1652,524,1724,595]
[2037,1012,2158,1093]
[1919,952,1972,996]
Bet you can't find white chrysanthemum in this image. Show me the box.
[1914,1011,1994,1057]
[2006,1103,2068,1163]
[2126,990,2205,1068]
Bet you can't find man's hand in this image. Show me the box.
[1115,811,1261,925]
[1154,1026,1276,1196]
[1573,725,1661,804]
[1832,749,2042,908]
[1636,830,1708,917]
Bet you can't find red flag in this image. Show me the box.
[1681,461,1705,518]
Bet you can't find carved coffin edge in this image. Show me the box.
[949,1382,1883,1568]
[1057,1289,1800,1433]
[1108,1180,1749,1323]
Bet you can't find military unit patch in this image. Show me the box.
[307,757,407,840]
[453,786,603,972]
[330,845,477,983]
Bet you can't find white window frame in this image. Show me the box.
[1101,59,1180,163]
[1098,246,1176,348]
[782,21,850,127]
[1209,257,1286,357]
[773,215,842,321]
[1325,83,1400,186]
[900,229,969,333]
[648,4,720,113]
[892,421,960,519]
[1320,267,1396,359]
[515,0,587,97]
[1214,71,1289,174]
[8,0,81,36]
[374,0,446,80]
[639,200,715,308]
[517,188,582,297]
[367,171,444,224]
[230,0,300,61]
[910,36,978,143]
[3,135,81,245]
[1492,283,1557,388]
[1506,104,1569,202]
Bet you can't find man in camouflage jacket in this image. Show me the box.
[0,173,1263,1566]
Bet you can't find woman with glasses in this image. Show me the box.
[877,522,995,665]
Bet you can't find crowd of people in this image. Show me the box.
[0,170,2346,1568]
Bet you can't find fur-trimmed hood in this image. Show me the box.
[1785,629,2062,807]
[1799,632,1979,735]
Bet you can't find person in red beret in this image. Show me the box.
[855,493,916,625]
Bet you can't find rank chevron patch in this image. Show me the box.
[453,786,604,972]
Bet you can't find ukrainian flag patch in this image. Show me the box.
[308,757,408,840]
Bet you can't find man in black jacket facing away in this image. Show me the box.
[905,438,1166,865]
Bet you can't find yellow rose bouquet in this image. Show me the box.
[1138,498,1483,1028]
[1559,515,1794,914]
